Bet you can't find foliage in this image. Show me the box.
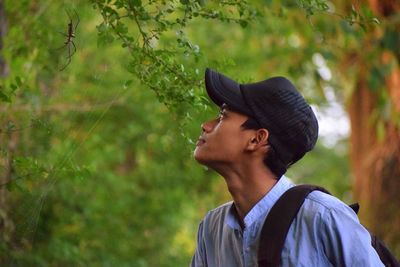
[92,0,257,114]
[1,0,398,266]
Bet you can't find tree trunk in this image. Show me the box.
[349,0,400,257]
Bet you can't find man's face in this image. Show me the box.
[194,104,254,168]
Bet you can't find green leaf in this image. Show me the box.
[239,19,248,28]
[382,29,399,54]
[6,121,16,132]
[97,22,107,33]
[367,66,384,92]
[15,76,23,86]
[0,90,10,103]
[116,21,128,34]
[124,80,133,88]
[130,0,142,7]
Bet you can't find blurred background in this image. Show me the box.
[0,0,399,266]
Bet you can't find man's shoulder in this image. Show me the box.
[210,201,233,211]
[202,201,233,229]
[306,190,351,211]
[299,190,358,222]
[205,201,233,219]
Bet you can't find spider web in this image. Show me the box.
[6,62,129,264]
[2,3,132,262]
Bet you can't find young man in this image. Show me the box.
[190,68,384,266]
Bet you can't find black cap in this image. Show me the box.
[204,68,319,167]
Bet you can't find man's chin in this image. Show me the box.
[193,150,211,166]
[193,151,205,164]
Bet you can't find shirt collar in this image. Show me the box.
[226,175,294,230]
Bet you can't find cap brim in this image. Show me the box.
[205,68,252,116]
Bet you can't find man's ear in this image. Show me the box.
[247,129,269,151]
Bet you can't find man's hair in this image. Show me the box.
[241,117,287,178]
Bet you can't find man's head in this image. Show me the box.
[194,104,262,169]
[194,68,319,178]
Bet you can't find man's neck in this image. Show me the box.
[217,163,278,226]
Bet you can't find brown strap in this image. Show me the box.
[257,185,330,267]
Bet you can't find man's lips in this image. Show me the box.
[196,137,206,146]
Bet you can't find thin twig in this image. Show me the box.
[106,11,193,86]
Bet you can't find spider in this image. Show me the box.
[59,9,80,71]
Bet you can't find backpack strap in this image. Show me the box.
[257,184,330,267]
[349,203,360,214]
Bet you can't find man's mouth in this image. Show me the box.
[196,138,206,146]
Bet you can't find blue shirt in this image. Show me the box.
[190,176,384,267]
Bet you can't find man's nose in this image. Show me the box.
[201,119,215,133]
